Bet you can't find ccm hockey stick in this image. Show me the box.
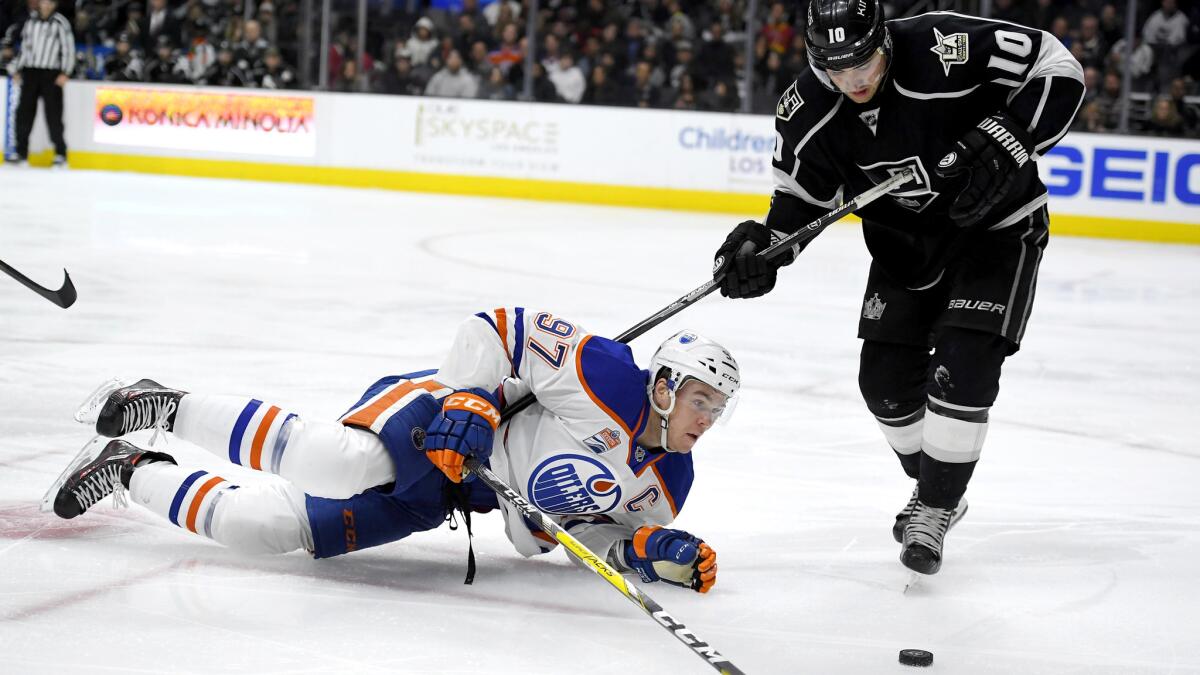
[464,457,745,675]
[0,258,77,308]
[500,168,913,421]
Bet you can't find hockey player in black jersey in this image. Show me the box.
[713,0,1083,575]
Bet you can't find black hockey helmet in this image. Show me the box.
[805,0,889,71]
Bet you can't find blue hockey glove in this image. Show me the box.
[622,525,718,593]
[935,111,1035,228]
[424,388,501,483]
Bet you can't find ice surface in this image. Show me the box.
[1,168,1198,674]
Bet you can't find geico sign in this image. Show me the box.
[1041,144,1200,204]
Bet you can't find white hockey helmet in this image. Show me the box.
[647,330,740,448]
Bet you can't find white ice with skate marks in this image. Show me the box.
[0,168,1198,674]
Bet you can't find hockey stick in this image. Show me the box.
[0,258,77,308]
[500,168,913,421]
[464,456,745,675]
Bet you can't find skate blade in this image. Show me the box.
[39,436,107,513]
[903,571,920,594]
[73,377,132,424]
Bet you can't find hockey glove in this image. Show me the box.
[423,388,501,483]
[713,220,778,299]
[935,112,1035,228]
[622,525,718,593]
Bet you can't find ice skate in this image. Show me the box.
[894,487,968,543]
[91,378,187,439]
[900,498,968,575]
[51,439,175,519]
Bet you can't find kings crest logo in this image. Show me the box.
[863,293,887,320]
[583,427,623,454]
[857,156,940,212]
[777,82,803,121]
[930,27,969,76]
[528,454,622,515]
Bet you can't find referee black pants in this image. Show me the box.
[15,68,67,159]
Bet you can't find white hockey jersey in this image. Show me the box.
[435,308,695,566]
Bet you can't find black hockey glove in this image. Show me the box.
[713,220,778,299]
[935,112,1035,228]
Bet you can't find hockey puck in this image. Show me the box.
[899,649,933,667]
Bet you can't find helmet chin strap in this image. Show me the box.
[649,376,679,452]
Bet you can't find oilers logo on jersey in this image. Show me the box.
[528,454,622,515]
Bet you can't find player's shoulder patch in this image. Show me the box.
[776,81,804,121]
[930,26,969,76]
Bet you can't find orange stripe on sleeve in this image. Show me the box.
[574,335,633,439]
[650,463,679,517]
[342,380,445,429]
[249,405,281,470]
[186,476,225,533]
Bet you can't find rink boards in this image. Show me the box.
[4,77,1198,244]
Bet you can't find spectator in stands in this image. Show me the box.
[523,61,560,102]
[256,46,296,89]
[104,32,142,82]
[582,65,629,106]
[631,60,661,108]
[761,2,793,55]
[548,50,586,103]
[483,0,521,29]
[425,48,478,98]
[143,37,188,84]
[695,21,735,91]
[623,19,649,75]
[453,12,487,58]
[753,49,789,114]
[180,3,213,48]
[236,19,270,75]
[1076,15,1106,70]
[405,17,438,68]
[1168,77,1199,135]
[1108,35,1155,92]
[1073,99,1109,133]
[121,3,146,50]
[782,32,808,79]
[257,2,279,45]
[1050,16,1071,49]
[333,58,359,92]
[476,65,513,100]
[1145,94,1185,135]
[379,50,422,96]
[0,36,14,74]
[540,32,563,71]
[185,30,218,83]
[1098,4,1124,48]
[1096,70,1125,128]
[598,20,628,74]
[487,22,522,73]
[699,78,739,113]
[144,0,180,54]
[465,39,490,77]
[1143,0,1190,89]
[1031,0,1058,31]
[199,41,248,86]
[991,0,1029,27]
[669,39,695,91]
[1082,66,1101,101]
[577,34,603,81]
[671,74,698,110]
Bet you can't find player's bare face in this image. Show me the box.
[667,380,728,454]
[827,50,887,104]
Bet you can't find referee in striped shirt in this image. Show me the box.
[9,0,74,167]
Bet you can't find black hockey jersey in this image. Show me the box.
[767,12,1084,288]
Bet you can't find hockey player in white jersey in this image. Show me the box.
[49,308,737,593]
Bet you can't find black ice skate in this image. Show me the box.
[53,439,175,519]
[94,379,187,438]
[893,487,968,543]
[900,498,968,575]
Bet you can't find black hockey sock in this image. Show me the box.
[895,450,922,479]
[917,455,976,509]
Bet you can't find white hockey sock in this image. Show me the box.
[175,394,300,473]
[922,397,989,463]
[875,408,924,456]
[129,461,313,555]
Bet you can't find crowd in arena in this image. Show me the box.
[2,0,1197,137]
